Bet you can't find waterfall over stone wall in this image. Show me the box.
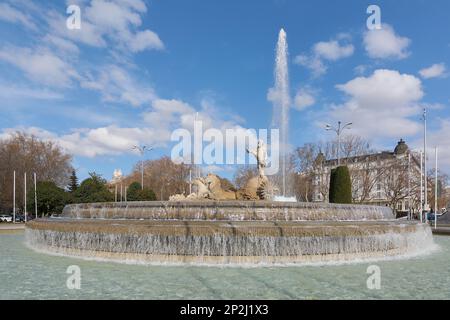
[25,201,434,266]
[61,201,394,221]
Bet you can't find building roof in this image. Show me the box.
[316,139,417,168]
[394,139,409,155]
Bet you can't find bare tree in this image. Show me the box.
[293,135,373,202]
[291,143,321,202]
[123,156,196,200]
[0,132,73,212]
[428,169,449,212]
[381,158,410,211]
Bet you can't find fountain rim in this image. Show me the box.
[63,200,393,210]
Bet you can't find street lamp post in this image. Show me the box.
[423,108,428,222]
[34,172,38,219]
[13,170,16,223]
[24,172,27,223]
[408,152,411,220]
[325,121,352,165]
[435,146,438,229]
[133,145,153,190]
[420,151,423,223]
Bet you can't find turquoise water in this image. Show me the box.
[1,233,449,299]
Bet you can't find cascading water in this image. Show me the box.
[25,200,435,266]
[25,218,434,265]
[270,28,291,197]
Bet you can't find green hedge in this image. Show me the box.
[329,166,352,204]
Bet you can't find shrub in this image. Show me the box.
[329,166,352,204]
[27,181,69,216]
[74,172,113,203]
[127,182,157,201]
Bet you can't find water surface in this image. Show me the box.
[0,233,449,299]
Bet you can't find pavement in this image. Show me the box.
[438,213,450,223]
[0,223,25,233]
[431,224,450,235]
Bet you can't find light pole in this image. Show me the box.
[420,151,423,223]
[325,121,352,165]
[34,172,38,219]
[408,152,411,220]
[24,172,27,223]
[133,145,152,190]
[423,108,428,222]
[435,146,438,229]
[13,170,16,223]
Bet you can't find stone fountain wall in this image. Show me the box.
[25,219,433,265]
[25,201,434,266]
[61,201,394,221]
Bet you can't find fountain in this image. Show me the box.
[25,141,434,265]
[25,29,435,266]
[271,28,290,198]
[25,201,433,265]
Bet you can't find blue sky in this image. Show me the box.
[0,0,449,182]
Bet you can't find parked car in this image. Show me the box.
[15,214,25,222]
[0,214,13,222]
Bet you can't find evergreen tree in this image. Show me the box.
[27,181,69,216]
[127,182,157,201]
[68,169,78,193]
[74,172,113,203]
[329,166,352,204]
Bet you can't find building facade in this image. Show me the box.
[312,139,422,215]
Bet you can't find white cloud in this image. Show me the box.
[363,24,410,59]
[47,10,107,48]
[419,63,447,79]
[0,3,37,30]
[0,95,254,158]
[0,83,64,100]
[411,119,450,171]
[329,69,423,138]
[313,40,354,61]
[84,0,142,31]
[48,0,164,52]
[143,98,248,140]
[0,127,57,142]
[127,30,164,52]
[294,35,354,77]
[80,65,157,106]
[354,65,369,75]
[293,88,316,111]
[43,35,80,55]
[142,99,195,141]
[1,125,158,158]
[294,55,327,77]
[0,0,165,108]
[0,46,79,87]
